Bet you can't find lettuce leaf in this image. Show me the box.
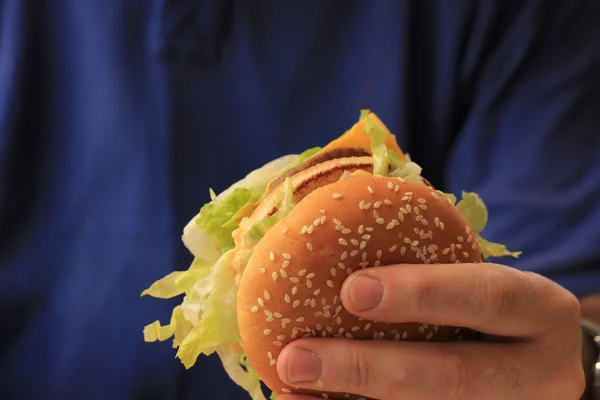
[361,110,389,176]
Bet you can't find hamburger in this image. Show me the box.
[142,111,520,400]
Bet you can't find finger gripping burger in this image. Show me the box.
[142,111,521,400]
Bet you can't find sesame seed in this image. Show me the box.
[290,277,300,283]
[313,289,321,295]
[387,181,394,189]
[250,306,259,313]
[264,290,271,300]
[440,222,445,231]
[306,242,313,251]
[330,268,337,277]
[284,294,290,303]
[442,248,450,255]
[257,298,264,306]
[307,280,313,288]
[307,225,314,234]
[360,240,367,249]
[358,225,365,234]
[332,192,343,199]
[374,201,382,208]
[338,238,348,246]
[304,299,311,306]
[320,216,327,224]
[463,252,469,258]
[367,186,374,194]
[282,253,291,260]
[269,359,276,366]
[301,225,308,234]
[293,300,300,308]
[274,312,282,318]
[350,250,359,257]
[271,272,278,281]
[375,217,385,224]
[400,207,408,214]
[333,218,342,225]
[292,286,298,295]
[386,221,395,230]
[365,322,372,330]
[298,269,306,276]
[350,238,359,246]
[263,329,272,335]
[340,251,348,260]
[335,225,343,231]
[401,246,407,255]
[377,249,383,259]
[337,262,345,270]
[359,200,365,210]
[364,202,372,210]
[389,245,397,252]
[280,269,288,278]
[426,332,434,340]
[406,204,412,213]
[341,228,351,234]
[269,252,275,261]
[326,280,334,288]
[373,210,380,218]
[365,226,374,232]
[395,185,400,192]
[306,272,316,279]
[281,388,291,394]
[313,218,320,226]
[259,267,265,274]
[359,261,369,268]
[362,252,368,261]
[471,242,478,249]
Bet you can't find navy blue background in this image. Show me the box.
[1,1,599,399]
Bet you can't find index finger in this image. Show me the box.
[340,263,581,338]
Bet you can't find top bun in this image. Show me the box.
[237,174,482,399]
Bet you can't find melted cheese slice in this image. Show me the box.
[318,112,405,159]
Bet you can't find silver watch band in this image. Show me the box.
[581,319,600,399]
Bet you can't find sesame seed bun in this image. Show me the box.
[237,171,482,399]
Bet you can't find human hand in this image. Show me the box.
[276,263,586,400]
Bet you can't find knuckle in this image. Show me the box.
[345,345,373,393]
[438,353,470,400]
[476,271,514,321]
[405,270,433,318]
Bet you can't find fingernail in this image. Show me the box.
[285,347,322,384]
[348,274,384,311]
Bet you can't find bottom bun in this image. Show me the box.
[238,175,482,399]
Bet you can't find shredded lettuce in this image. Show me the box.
[193,188,262,253]
[244,178,295,244]
[217,346,266,400]
[361,109,389,176]
[183,154,303,260]
[455,192,522,259]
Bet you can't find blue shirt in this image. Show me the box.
[1,1,599,399]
